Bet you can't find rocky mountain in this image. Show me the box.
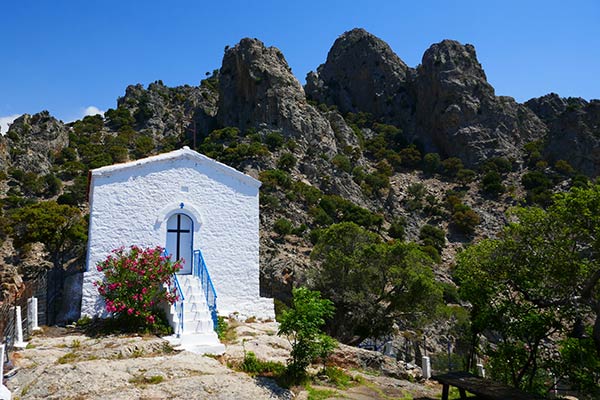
[0,28,597,323]
[307,28,549,166]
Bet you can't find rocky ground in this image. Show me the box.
[4,321,445,400]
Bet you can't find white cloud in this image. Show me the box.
[83,106,104,117]
[0,114,21,135]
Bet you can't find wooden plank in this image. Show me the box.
[432,371,543,400]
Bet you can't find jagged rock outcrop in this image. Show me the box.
[4,111,69,174]
[305,28,414,127]
[116,80,218,144]
[414,40,547,166]
[306,31,549,167]
[526,94,600,176]
[217,38,339,153]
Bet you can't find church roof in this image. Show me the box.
[90,146,261,188]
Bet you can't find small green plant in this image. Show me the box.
[57,351,78,364]
[278,287,336,383]
[305,385,337,400]
[129,374,164,386]
[240,351,286,376]
[70,339,81,348]
[317,366,353,389]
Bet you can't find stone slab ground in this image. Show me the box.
[5,323,442,400]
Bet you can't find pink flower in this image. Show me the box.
[127,308,134,315]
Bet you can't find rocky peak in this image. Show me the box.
[415,39,545,165]
[217,38,340,152]
[419,40,491,94]
[305,28,412,121]
[526,94,600,176]
[4,111,69,174]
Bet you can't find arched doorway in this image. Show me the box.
[166,213,193,274]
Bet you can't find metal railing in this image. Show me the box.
[193,250,218,331]
[172,275,184,337]
[163,249,185,337]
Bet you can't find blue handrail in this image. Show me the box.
[164,249,185,337]
[193,250,218,332]
[172,274,185,337]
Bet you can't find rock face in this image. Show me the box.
[217,38,339,153]
[526,94,600,176]
[4,111,69,174]
[305,28,413,127]
[306,30,548,167]
[415,40,547,165]
[116,80,218,145]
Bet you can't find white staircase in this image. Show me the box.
[163,274,225,355]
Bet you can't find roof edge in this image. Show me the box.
[90,147,262,188]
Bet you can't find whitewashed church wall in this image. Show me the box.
[81,155,274,320]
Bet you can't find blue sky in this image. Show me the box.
[1,0,598,132]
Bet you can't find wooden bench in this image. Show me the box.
[432,371,543,400]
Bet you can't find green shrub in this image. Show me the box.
[555,159,575,176]
[265,131,285,150]
[277,152,297,171]
[274,218,293,236]
[399,145,422,168]
[419,225,446,253]
[388,218,406,240]
[260,169,292,191]
[442,157,464,177]
[331,154,352,173]
[456,169,476,186]
[240,351,286,376]
[423,153,441,174]
[481,170,506,196]
[452,209,481,235]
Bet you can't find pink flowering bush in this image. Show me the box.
[95,245,182,331]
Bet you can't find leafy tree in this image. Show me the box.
[10,201,87,269]
[455,184,600,395]
[278,287,335,381]
[311,222,442,344]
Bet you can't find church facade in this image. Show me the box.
[80,147,274,323]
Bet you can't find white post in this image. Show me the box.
[27,297,40,332]
[13,306,27,350]
[0,343,12,399]
[422,355,431,379]
[476,363,485,378]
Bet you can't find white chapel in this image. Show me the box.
[80,146,274,351]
